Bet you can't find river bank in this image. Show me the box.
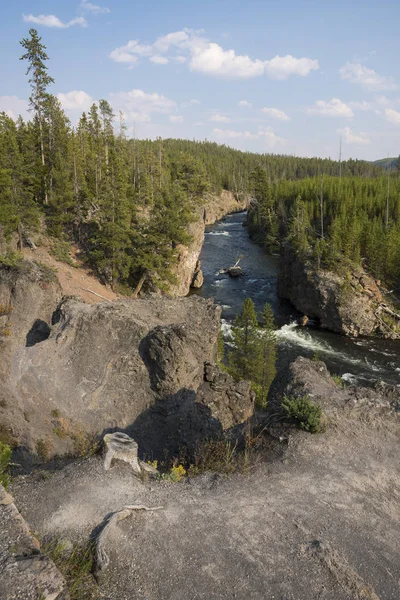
[193,211,400,386]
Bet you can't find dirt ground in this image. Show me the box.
[11,415,400,600]
[23,244,118,304]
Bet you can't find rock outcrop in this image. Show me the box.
[170,190,247,296]
[10,357,399,600]
[0,266,254,459]
[197,363,255,430]
[278,246,400,338]
[0,484,68,600]
[269,355,400,417]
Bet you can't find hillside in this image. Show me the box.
[373,156,399,170]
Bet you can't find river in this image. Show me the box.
[192,211,400,386]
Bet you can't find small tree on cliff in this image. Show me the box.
[228,298,261,382]
[254,302,277,407]
[229,299,277,408]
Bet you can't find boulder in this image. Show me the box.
[228,266,244,278]
[0,282,222,456]
[197,363,255,430]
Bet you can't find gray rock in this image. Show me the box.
[0,485,68,600]
[197,363,255,430]
[277,246,398,338]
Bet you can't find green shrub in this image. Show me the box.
[0,251,24,269]
[161,463,187,482]
[0,441,12,488]
[282,394,324,433]
[332,374,346,388]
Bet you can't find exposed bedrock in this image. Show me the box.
[269,355,400,417]
[278,246,400,338]
[0,484,68,600]
[170,190,247,296]
[0,264,254,459]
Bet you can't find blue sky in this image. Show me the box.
[1,0,400,160]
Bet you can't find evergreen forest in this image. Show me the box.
[1,29,399,294]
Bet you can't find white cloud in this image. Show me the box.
[80,0,110,14]
[213,127,286,148]
[109,40,152,64]
[109,89,176,123]
[110,29,319,80]
[264,55,319,80]
[57,91,94,111]
[149,55,169,65]
[385,108,400,126]
[189,42,265,78]
[308,98,354,118]
[337,126,371,145]
[210,114,231,123]
[238,100,252,108]
[261,107,290,121]
[258,129,286,147]
[169,115,184,123]
[213,128,259,139]
[0,96,29,120]
[339,62,397,92]
[23,14,87,28]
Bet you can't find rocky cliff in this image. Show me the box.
[170,190,247,296]
[278,247,400,338]
[0,262,253,460]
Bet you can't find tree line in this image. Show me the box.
[0,28,387,293]
[247,169,400,294]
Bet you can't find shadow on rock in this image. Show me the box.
[25,319,51,347]
[126,388,223,462]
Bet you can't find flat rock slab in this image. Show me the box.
[10,418,400,600]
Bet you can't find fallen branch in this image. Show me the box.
[95,505,163,574]
[378,304,400,320]
[81,288,111,302]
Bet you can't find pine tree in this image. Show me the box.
[255,303,277,407]
[20,29,54,204]
[228,298,261,382]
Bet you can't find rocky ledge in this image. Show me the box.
[0,262,253,460]
[278,246,400,338]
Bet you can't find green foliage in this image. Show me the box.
[228,299,277,407]
[332,374,346,388]
[228,298,260,381]
[249,174,400,293]
[161,464,187,482]
[43,538,98,600]
[0,29,387,296]
[0,441,11,488]
[282,395,324,433]
[50,239,75,266]
[217,327,225,364]
[0,251,24,269]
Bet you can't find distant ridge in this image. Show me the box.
[372,156,399,170]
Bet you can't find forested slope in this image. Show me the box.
[1,28,384,295]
